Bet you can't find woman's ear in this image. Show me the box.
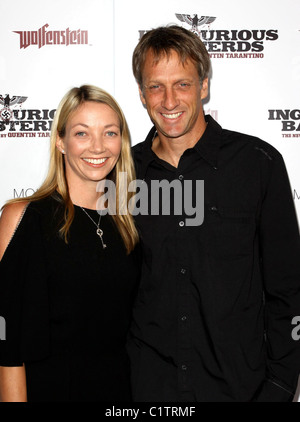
[56,134,65,154]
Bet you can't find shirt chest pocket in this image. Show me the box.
[204,206,257,257]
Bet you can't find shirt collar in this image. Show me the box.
[138,114,222,178]
[194,114,222,169]
[138,126,159,179]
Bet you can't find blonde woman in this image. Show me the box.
[0,85,140,402]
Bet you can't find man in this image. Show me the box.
[127,25,300,402]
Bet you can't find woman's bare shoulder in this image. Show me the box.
[0,202,29,260]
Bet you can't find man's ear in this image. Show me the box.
[200,78,209,100]
[138,84,146,106]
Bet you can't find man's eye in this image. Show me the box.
[178,83,190,88]
[148,85,160,90]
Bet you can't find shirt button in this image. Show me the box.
[181,316,187,321]
[179,221,185,227]
[179,174,184,181]
[180,268,186,275]
[181,364,187,371]
[210,206,218,211]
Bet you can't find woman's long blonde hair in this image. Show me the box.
[3,85,139,254]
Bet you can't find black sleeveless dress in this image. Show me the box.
[0,194,141,402]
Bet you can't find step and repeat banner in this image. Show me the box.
[0,0,299,217]
[0,0,300,398]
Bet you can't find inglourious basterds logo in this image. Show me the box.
[0,94,55,138]
[268,109,300,138]
[139,14,279,59]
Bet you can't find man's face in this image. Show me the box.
[139,49,208,143]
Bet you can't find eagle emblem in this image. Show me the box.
[0,95,27,123]
[175,14,216,34]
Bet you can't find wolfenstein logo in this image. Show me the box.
[13,23,89,49]
[0,95,27,124]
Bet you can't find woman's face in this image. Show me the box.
[57,101,122,189]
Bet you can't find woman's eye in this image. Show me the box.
[106,131,118,137]
[75,131,86,137]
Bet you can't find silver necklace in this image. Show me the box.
[80,206,107,249]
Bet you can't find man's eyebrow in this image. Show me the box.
[145,78,194,85]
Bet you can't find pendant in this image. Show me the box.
[96,228,107,249]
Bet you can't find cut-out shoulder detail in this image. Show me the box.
[0,202,29,261]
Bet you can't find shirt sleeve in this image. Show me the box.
[257,152,300,401]
[0,204,50,366]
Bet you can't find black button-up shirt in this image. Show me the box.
[128,115,300,402]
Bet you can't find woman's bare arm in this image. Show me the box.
[0,203,29,401]
[0,202,28,261]
[0,365,27,402]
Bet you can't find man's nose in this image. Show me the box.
[161,87,179,110]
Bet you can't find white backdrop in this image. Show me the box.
[0,0,299,400]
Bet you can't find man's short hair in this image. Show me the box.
[132,25,211,87]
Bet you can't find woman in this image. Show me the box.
[0,85,140,402]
